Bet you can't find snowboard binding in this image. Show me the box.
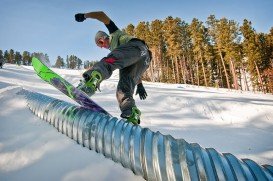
[121,106,141,125]
[78,70,102,96]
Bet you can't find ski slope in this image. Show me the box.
[0,64,273,181]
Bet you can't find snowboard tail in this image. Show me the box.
[32,57,109,115]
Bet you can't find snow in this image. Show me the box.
[1,64,273,180]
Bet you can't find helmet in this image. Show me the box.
[95,31,109,44]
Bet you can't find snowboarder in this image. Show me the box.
[75,11,152,124]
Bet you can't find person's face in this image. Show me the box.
[96,37,110,49]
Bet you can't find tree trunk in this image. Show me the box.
[171,57,176,83]
[242,68,249,91]
[158,47,162,82]
[151,48,156,82]
[174,56,180,83]
[166,59,169,82]
[189,56,194,84]
[218,59,224,87]
[197,61,200,86]
[230,58,239,90]
[238,68,243,90]
[182,54,187,84]
[180,55,186,84]
[200,52,208,87]
[254,61,265,93]
[219,51,230,89]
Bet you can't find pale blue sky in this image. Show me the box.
[1,0,272,64]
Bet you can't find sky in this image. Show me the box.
[1,0,273,64]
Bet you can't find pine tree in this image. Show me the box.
[84,60,91,69]
[67,55,81,69]
[207,16,231,89]
[135,21,150,42]
[180,21,193,85]
[163,16,184,83]
[15,51,22,65]
[189,18,209,87]
[66,55,69,68]
[44,54,50,65]
[207,16,241,89]
[8,49,15,64]
[0,50,4,67]
[54,56,64,68]
[149,19,164,82]
[84,60,98,69]
[4,50,9,62]
[0,50,3,60]
[68,55,76,69]
[22,51,31,65]
[221,19,241,90]
[77,57,82,69]
[124,24,135,36]
[263,27,273,93]
[256,32,272,93]
[240,19,265,91]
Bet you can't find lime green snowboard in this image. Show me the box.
[32,57,109,115]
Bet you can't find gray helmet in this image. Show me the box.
[95,31,109,44]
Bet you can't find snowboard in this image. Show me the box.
[32,57,110,116]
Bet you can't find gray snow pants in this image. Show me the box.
[84,39,151,116]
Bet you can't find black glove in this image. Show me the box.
[75,13,86,22]
[136,83,147,100]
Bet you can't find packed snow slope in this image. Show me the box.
[0,64,273,181]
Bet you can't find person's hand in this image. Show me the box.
[75,13,86,22]
[136,83,147,100]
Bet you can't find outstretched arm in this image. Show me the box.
[75,11,110,25]
[84,11,111,24]
[75,11,119,34]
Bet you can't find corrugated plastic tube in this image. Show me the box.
[20,89,273,181]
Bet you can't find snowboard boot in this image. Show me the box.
[77,70,102,96]
[121,106,141,125]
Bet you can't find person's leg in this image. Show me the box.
[116,52,151,124]
[116,67,140,124]
[116,71,136,117]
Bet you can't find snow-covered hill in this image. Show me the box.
[0,64,272,181]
